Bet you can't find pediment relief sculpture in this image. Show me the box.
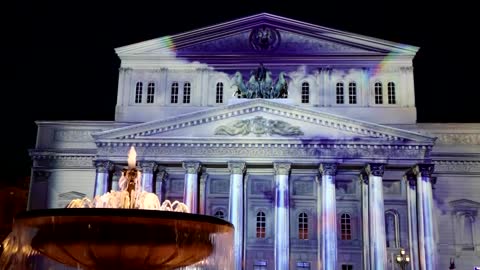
[214,116,303,137]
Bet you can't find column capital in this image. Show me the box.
[156,168,168,181]
[33,170,51,182]
[319,163,337,176]
[228,161,246,175]
[404,172,417,186]
[182,161,201,174]
[413,164,435,178]
[360,171,369,184]
[365,163,385,177]
[94,160,114,173]
[273,162,291,175]
[139,161,158,174]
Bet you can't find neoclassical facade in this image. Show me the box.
[28,13,480,270]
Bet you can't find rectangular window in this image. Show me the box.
[254,260,267,270]
[342,265,353,270]
[374,83,383,104]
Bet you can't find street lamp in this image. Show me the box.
[395,248,410,270]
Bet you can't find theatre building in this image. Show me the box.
[28,13,480,270]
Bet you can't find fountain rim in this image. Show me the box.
[14,208,234,228]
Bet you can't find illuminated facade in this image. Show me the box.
[29,13,480,269]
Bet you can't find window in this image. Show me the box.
[135,82,143,103]
[256,211,266,238]
[298,212,308,240]
[340,213,352,240]
[387,82,396,104]
[296,261,310,270]
[216,82,223,103]
[214,210,225,220]
[463,215,475,248]
[348,82,357,104]
[385,210,400,248]
[147,82,155,103]
[301,82,309,103]
[253,260,267,270]
[183,82,191,104]
[374,82,383,104]
[342,264,353,270]
[336,82,344,104]
[171,82,179,103]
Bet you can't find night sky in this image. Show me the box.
[4,1,479,183]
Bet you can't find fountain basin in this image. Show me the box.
[13,208,233,270]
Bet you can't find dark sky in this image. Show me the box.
[4,1,479,182]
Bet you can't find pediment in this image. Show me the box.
[450,199,480,210]
[115,13,418,58]
[93,99,434,146]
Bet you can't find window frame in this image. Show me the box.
[298,212,309,240]
[348,82,357,104]
[146,81,155,104]
[301,81,310,104]
[135,82,143,104]
[340,213,352,240]
[387,81,396,104]
[183,82,191,104]
[171,82,179,104]
[256,211,267,239]
[385,210,400,248]
[216,82,224,104]
[336,82,345,104]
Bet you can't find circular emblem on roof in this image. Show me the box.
[249,26,280,52]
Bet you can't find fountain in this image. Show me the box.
[0,147,234,270]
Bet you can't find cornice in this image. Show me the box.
[93,99,435,144]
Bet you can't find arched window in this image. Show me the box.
[214,209,225,220]
[135,82,143,103]
[387,82,396,104]
[256,211,266,238]
[147,82,155,103]
[336,82,344,104]
[216,82,224,104]
[298,212,308,240]
[171,82,179,104]
[385,210,400,248]
[348,82,357,104]
[183,82,191,104]
[340,213,352,240]
[463,215,475,248]
[374,82,383,104]
[301,82,310,104]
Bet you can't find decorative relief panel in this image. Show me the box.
[215,116,303,136]
[435,133,480,145]
[54,129,101,142]
[168,179,184,193]
[210,179,229,194]
[293,180,314,196]
[251,180,272,195]
[336,181,356,195]
[383,181,401,195]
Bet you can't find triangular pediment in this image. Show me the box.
[450,199,480,209]
[93,99,434,145]
[115,13,418,58]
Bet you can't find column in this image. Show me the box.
[405,173,420,270]
[156,169,167,204]
[228,161,246,270]
[319,163,338,270]
[93,160,113,197]
[365,163,388,270]
[360,172,370,270]
[413,164,436,270]
[199,173,208,215]
[139,161,157,193]
[182,161,201,214]
[273,162,291,270]
[315,176,322,268]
